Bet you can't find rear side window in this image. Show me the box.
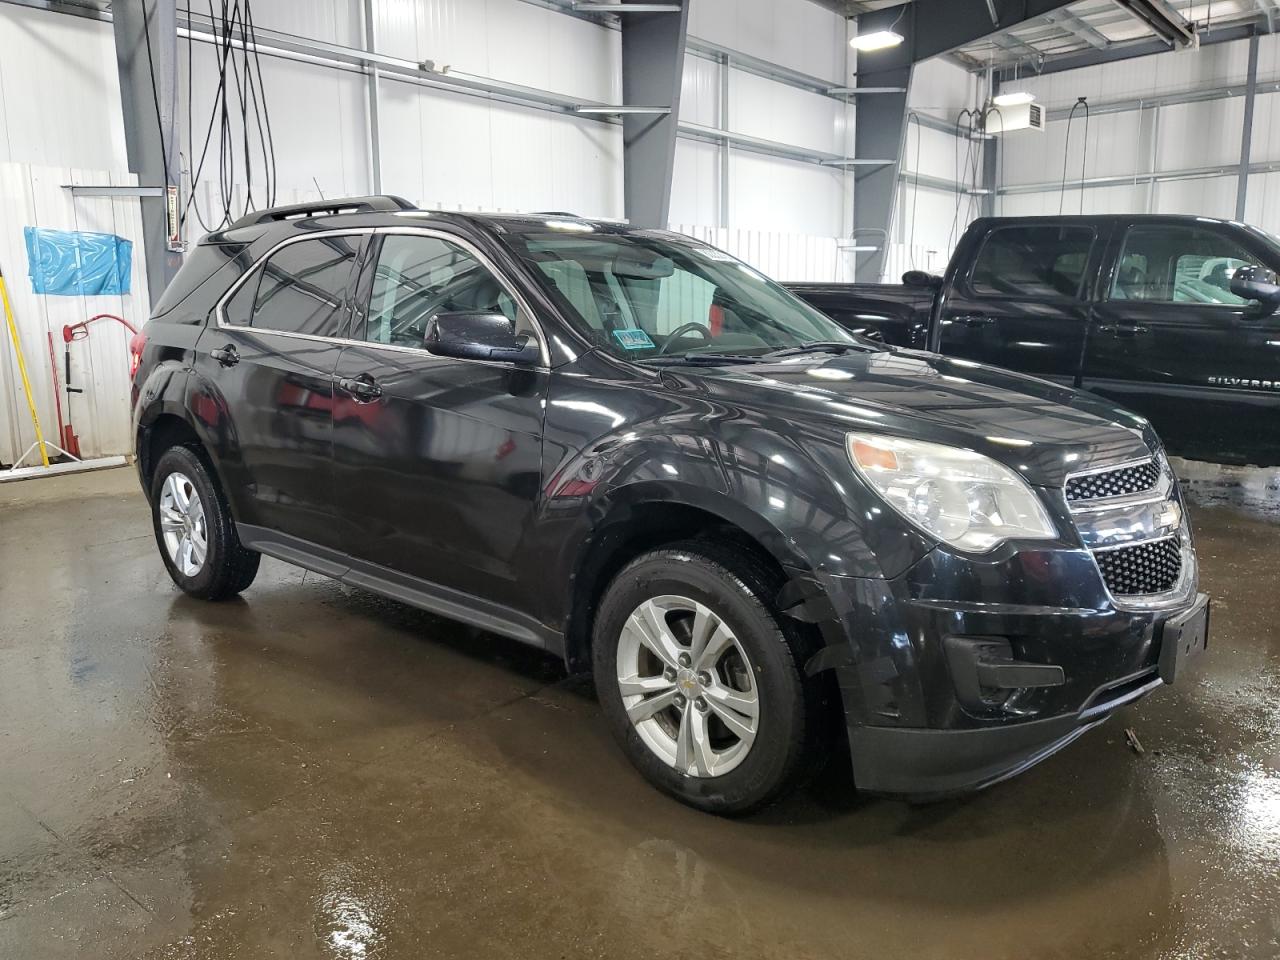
[970,225,1095,299]
[224,235,361,336]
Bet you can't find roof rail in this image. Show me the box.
[226,195,417,230]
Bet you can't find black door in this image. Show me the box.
[330,231,548,611]
[935,223,1101,385]
[1085,222,1280,465]
[194,232,362,548]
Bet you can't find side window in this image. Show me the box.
[233,236,361,336]
[1110,226,1262,305]
[363,235,522,348]
[970,225,1096,298]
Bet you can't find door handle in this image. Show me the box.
[1097,323,1149,338]
[956,314,993,327]
[338,374,383,402]
[210,344,239,367]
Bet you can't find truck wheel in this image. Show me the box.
[592,541,826,815]
[150,445,260,601]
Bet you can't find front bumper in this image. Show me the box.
[793,542,1207,797]
[848,670,1162,796]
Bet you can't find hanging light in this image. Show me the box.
[850,30,904,52]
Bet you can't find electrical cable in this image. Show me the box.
[948,108,973,252]
[1079,97,1090,215]
[1058,97,1085,215]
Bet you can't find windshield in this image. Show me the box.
[498,224,859,361]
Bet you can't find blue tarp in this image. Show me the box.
[23,227,132,296]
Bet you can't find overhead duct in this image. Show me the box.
[1112,0,1196,48]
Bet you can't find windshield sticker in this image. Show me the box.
[612,328,655,350]
[697,247,737,262]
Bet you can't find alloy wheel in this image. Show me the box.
[615,595,760,777]
[158,471,208,578]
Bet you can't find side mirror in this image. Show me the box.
[424,312,540,365]
[1229,264,1280,305]
[902,270,943,290]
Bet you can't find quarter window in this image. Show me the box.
[1110,226,1262,305]
[363,235,523,348]
[225,235,361,336]
[970,226,1095,299]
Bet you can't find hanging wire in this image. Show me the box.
[1078,97,1090,215]
[1058,98,1086,215]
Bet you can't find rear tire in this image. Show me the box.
[149,445,259,601]
[592,540,827,815]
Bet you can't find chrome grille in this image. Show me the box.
[1094,537,1183,596]
[1065,460,1162,502]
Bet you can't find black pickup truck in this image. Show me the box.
[789,215,1280,466]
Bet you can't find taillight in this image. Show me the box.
[129,331,147,378]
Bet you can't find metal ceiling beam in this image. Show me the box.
[620,0,690,228]
[910,0,1076,61]
[1012,18,1261,77]
[1044,9,1111,49]
[1110,0,1195,47]
[111,0,181,297]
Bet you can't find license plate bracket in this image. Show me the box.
[1159,593,1210,684]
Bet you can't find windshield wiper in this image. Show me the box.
[640,353,771,367]
[761,341,871,359]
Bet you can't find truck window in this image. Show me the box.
[1109,226,1262,305]
[970,225,1095,299]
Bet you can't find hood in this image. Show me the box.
[674,348,1156,487]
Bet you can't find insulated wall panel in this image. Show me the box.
[687,0,846,83]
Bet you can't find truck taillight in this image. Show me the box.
[129,331,147,378]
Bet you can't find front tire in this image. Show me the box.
[149,445,259,600]
[593,541,826,815]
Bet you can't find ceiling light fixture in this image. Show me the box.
[850,30,904,52]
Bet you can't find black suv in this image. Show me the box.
[131,196,1209,814]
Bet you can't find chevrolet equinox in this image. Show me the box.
[131,196,1209,814]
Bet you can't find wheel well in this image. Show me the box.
[563,501,788,674]
[139,414,204,488]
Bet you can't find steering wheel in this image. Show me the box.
[657,322,712,355]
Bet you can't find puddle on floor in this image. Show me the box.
[1172,458,1280,522]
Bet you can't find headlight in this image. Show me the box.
[847,433,1056,552]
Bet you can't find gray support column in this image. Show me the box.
[1236,30,1260,221]
[981,72,999,218]
[852,5,912,281]
[620,1,690,228]
[112,0,181,300]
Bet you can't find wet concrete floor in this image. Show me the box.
[1,467,1277,959]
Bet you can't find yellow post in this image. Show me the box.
[0,270,49,467]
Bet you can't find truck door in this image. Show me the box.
[1084,221,1280,465]
[934,223,1099,385]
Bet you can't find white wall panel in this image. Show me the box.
[0,7,127,171]
[670,139,720,227]
[729,71,846,155]
[680,56,722,128]
[729,153,843,236]
[251,0,362,48]
[910,59,983,117]
[688,0,846,83]
[1156,98,1246,171]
